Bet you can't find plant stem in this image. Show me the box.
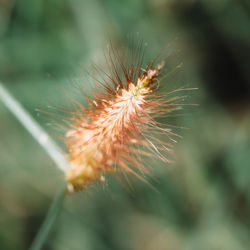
[29,185,67,250]
[0,82,69,172]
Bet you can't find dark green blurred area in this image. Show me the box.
[1,0,250,249]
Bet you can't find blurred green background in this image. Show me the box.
[1,0,250,249]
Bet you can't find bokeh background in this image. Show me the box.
[1,0,250,249]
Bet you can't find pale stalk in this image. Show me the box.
[0,82,69,172]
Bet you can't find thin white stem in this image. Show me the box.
[0,82,69,172]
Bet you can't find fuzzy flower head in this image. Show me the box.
[64,44,186,192]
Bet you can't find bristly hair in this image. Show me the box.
[62,41,193,192]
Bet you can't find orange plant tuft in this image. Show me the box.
[64,44,187,192]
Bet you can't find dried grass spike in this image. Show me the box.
[64,44,186,192]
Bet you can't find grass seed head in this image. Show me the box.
[64,43,186,192]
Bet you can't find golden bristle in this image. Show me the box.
[63,45,184,192]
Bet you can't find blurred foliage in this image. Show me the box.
[0,0,250,249]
